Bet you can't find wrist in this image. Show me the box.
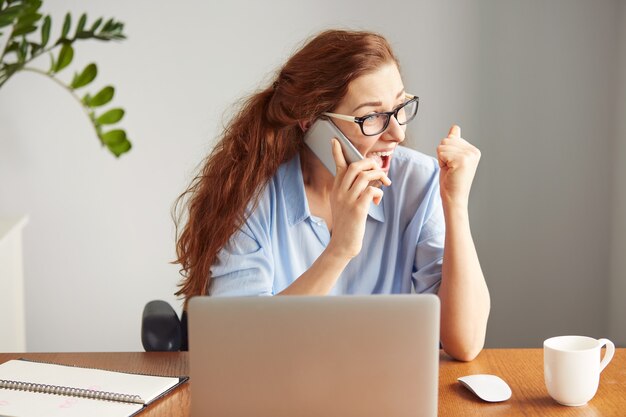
[442,195,469,212]
[325,240,357,264]
[442,201,470,221]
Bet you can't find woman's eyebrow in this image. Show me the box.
[351,88,405,113]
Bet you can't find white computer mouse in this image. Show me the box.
[457,374,512,402]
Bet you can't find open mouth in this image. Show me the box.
[368,151,393,171]
[381,154,391,170]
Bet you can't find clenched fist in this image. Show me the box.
[437,125,481,210]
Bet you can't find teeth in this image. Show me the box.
[370,151,393,157]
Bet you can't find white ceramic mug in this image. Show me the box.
[544,335,615,406]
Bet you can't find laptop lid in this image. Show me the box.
[188,295,440,417]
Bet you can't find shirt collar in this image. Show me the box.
[368,195,385,223]
[281,154,309,227]
[280,153,386,226]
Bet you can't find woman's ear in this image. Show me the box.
[298,119,313,133]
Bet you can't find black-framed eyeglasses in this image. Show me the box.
[323,94,419,136]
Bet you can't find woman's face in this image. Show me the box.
[330,62,407,173]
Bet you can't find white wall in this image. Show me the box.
[0,0,622,351]
[609,0,626,346]
[472,0,617,347]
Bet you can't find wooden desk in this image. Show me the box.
[0,349,623,416]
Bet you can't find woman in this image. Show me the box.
[174,30,490,361]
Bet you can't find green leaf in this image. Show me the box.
[82,92,91,106]
[74,13,86,37]
[15,11,42,30]
[0,5,22,18]
[0,5,21,28]
[96,108,124,124]
[101,18,114,31]
[17,38,27,62]
[4,41,18,53]
[12,24,37,36]
[20,0,42,14]
[41,15,50,47]
[108,139,131,157]
[70,62,97,89]
[95,18,126,41]
[61,12,70,38]
[29,41,40,55]
[53,42,73,72]
[2,62,20,78]
[0,19,12,28]
[100,129,126,146]
[90,17,102,32]
[88,85,114,107]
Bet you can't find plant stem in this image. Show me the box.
[21,66,102,145]
[0,43,59,88]
[0,21,15,64]
[0,37,9,64]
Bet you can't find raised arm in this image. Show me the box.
[436,125,490,361]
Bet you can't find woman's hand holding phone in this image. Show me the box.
[327,138,391,260]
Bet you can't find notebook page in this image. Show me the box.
[0,359,180,405]
[0,388,142,417]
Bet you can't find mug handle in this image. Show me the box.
[598,338,615,373]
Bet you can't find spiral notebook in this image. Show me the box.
[0,359,188,417]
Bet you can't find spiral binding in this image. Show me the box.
[0,379,145,404]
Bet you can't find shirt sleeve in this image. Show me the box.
[208,217,275,297]
[411,173,445,294]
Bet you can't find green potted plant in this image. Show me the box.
[0,0,131,157]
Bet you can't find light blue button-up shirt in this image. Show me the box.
[209,145,445,296]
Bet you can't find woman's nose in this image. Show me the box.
[382,116,405,143]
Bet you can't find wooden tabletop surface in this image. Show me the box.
[0,349,623,416]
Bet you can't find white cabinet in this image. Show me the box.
[0,216,28,352]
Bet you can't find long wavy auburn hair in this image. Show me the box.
[173,29,399,303]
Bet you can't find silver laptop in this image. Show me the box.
[188,295,440,417]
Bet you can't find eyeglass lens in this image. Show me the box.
[361,99,418,135]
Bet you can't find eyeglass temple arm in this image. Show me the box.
[323,93,417,122]
[322,112,356,122]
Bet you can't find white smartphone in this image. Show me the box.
[303,118,364,176]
